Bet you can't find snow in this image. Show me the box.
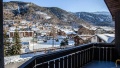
[21,20,28,24]
[4,34,75,65]
[60,29,76,34]
[90,26,97,30]
[57,36,67,39]
[73,28,79,31]
[99,18,104,21]
[4,38,75,65]
[9,27,16,31]
[96,34,114,43]
[87,15,93,18]
[4,52,45,65]
[99,26,114,31]
[108,37,114,43]
[29,39,75,50]
[35,11,51,19]
[45,16,51,19]
[31,27,39,31]
[82,25,97,30]
[92,11,111,15]
[17,6,20,14]
[21,37,33,42]
[36,11,47,15]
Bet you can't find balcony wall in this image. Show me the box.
[19,43,117,68]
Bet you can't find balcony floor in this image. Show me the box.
[82,61,120,68]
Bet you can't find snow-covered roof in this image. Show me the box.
[60,29,76,34]
[9,27,16,31]
[9,27,20,31]
[96,26,114,31]
[81,24,97,30]
[31,28,40,31]
[78,35,94,40]
[41,32,47,35]
[96,34,114,43]
[73,28,79,31]
[38,30,50,33]
[21,20,28,24]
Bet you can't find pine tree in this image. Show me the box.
[11,29,22,55]
[3,30,11,56]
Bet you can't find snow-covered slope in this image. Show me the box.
[74,12,114,27]
[3,1,89,27]
[92,11,111,15]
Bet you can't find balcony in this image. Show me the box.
[19,43,119,68]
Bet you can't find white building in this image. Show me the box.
[91,34,114,43]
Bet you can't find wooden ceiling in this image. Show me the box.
[104,0,120,20]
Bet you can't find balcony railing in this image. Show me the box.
[19,43,117,68]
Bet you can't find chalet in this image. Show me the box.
[91,34,114,43]
[3,20,14,25]
[78,26,94,35]
[73,28,79,33]
[57,29,66,36]
[60,29,76,39]
[74,35,85,46]
[95,27,106,34]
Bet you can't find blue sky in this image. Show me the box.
[3,0,109,12]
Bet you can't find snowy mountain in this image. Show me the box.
[92,11,111,15]
[3,1,89,28]
[74,12,114,27]
[3,1,114,29]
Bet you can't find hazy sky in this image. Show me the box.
[3,0,109,12]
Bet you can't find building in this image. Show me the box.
[95,27,106,34]
[9,31,34,38]
[60,29,76,39]
[74,35,85,46]
[91,34,114,43]
[78,26,95,35]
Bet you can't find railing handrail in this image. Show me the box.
[19,43,115,68]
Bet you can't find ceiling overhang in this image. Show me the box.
[104,0,120,20]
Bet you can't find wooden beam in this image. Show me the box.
[115,11,120,57]
[0,0,4,68]
[104,0,120,20]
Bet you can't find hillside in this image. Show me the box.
[74,12,114,27]
[3,1,89,28]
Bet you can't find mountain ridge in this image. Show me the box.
[3,1,114,28]
[74,12,114,27]
[3,1,89,28]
